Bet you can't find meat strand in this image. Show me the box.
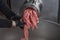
[21,8,39,40]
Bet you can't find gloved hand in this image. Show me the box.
[11,15,25,29]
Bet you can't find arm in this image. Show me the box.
[0,0,17,20]
[0,0,25,29]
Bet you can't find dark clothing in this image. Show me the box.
[0,0,16,20]
[0,19,12,28]
[0,0,16,28]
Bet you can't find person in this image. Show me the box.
[0,0,25,28]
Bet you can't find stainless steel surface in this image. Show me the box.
[29,19,60,40]
[41,0,59,22]
[0,18,60,40]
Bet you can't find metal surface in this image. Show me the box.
[29,18,60,40]
[41,0,59,22]
[0,18,60,40]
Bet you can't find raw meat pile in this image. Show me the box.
[21,8,39,40]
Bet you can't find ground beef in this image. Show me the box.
[21,8,39,40]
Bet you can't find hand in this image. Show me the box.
[11,15,25,29]
[16,19,25,29]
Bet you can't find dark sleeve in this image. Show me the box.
[0,19,12,28]
[0,0,16,20]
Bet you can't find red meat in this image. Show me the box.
[21,8,39,40]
